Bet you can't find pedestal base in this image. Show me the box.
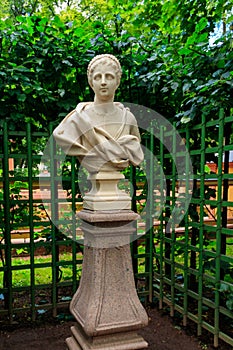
[66,324,148,350]
[67,210,148,349]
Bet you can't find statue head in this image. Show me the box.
[87,54,122,88]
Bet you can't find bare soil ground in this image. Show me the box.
[0,307,231,350]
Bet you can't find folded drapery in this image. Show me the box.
[53,102,143,173]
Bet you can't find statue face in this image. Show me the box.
[90,63,118,102]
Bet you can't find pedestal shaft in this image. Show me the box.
[83,172,131,211]
[67,210,148,350]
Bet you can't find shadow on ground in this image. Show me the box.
[0,308,231,350]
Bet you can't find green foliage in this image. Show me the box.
[0,15,92,130]
[0,1,232,131]
[61,158,89,197]
[0,179,52,250]
[0,181,29,236]
[219,282,233,311]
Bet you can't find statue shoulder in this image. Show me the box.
[125,107,138,125]
[57,109,76,125]
[58,102,92,124]
[114,102,137,125]
[114,102,125,110]
[75,102,92,114]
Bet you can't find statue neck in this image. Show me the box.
[93,99,115,115]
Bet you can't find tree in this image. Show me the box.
[0,15,92,131]
[0,0,232,128]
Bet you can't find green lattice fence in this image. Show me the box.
[0,110,233,348]
[146,109,233,347]
[0,123,82,321]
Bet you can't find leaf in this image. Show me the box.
[182,82,191,93]
[196,32,208,43]
[171,82,179,90]
[60,296,72,301]
[219,283,230,293]
[147,54,157,61]
[178,47,192,55]
[199,86,208,92]
[222,71,231,79]
[187,33,197,46]
[181,116,191,124]
[8,62,17,67]
[217,60,225,69]
[62,60,73,66]
[17,94,27,102]
[37,309,47,314]
[195,17,208,32]
[53,15,65,28]
[226,299,233,310]
[128,36,136,42]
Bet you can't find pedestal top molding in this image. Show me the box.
[78,209,140,223]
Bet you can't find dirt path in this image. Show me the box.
[0,308,212,350]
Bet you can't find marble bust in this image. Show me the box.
[53,54,143,210]
[53,54,143,173]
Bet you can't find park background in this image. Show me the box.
[0,0,233,348]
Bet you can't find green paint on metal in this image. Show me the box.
[0,111,233,348]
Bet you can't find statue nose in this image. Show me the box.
[101,76,107,85]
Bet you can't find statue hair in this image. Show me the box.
[87,54,122,84]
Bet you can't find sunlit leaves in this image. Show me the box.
[0,0,232,130]
[0,15,91,129]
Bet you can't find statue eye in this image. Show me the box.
[94,74,101,81]
[106,73,115,80]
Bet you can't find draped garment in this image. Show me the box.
[53,102,144,173]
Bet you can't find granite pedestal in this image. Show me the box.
[66,210,148,350]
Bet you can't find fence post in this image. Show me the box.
[2,121,13,322]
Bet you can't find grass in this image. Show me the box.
[0,237,232,288]
[0,252,82,288]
